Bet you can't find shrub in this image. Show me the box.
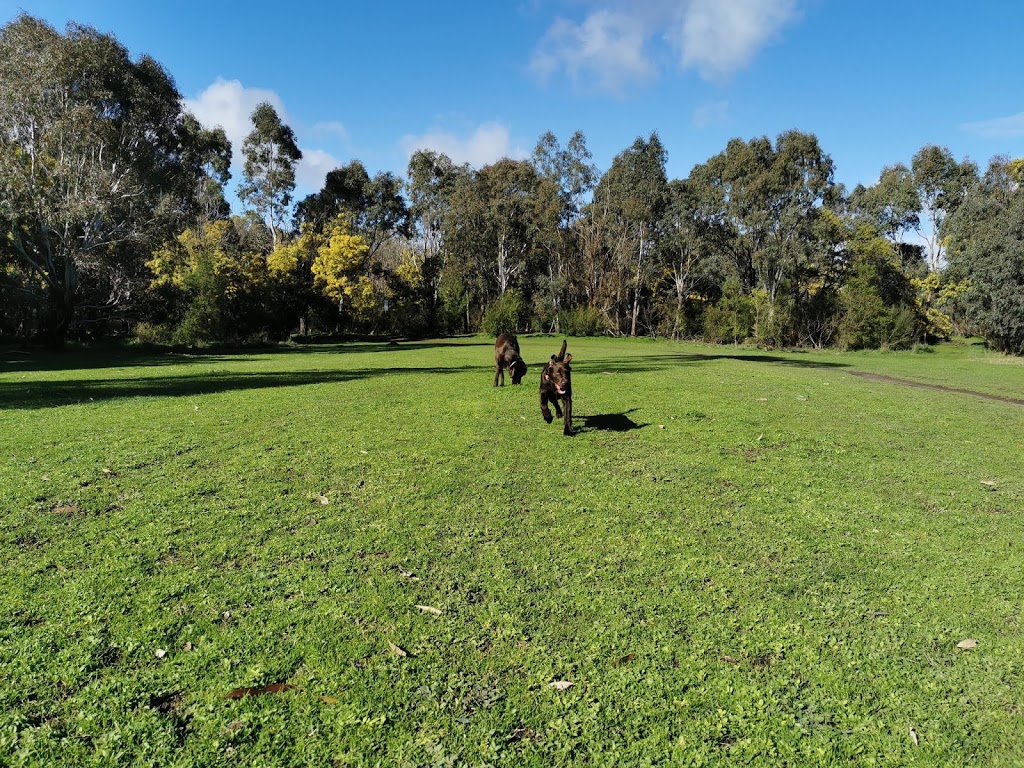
[481,292,522,336]
[703,278,754,344]
[557,305,607,336]
[132,322,173,345]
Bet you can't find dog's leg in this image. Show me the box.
[540,392,553,424]
[494,363,503,387]
[562,395,574,436]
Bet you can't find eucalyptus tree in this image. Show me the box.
[0,14,227,344]
[688,130,835,343]
[531,131,598,329]
[849,163,920,243]
[594,133,670,336]
[479,158,542,298]
[910,145,978,272]
[295,159,410,259]
[946,157,1024,354]
[238,102,302,251]
[661,178,721,337]
[406,150,461,262]
[405,150,467,328]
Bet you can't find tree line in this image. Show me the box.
[3,14,1023,354]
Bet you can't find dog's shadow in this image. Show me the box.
[579,409,648,432]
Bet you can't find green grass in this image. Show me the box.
[1,336,1023,767]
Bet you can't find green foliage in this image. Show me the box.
[130,321,172,345]
[704,278,755,344]
[480,291,522,336]
[838,261,918,350]
[0,14,227,344]
[557,305,607,336]
[237,102,302,250]
[0,15,1019,357]
[751,288,795,348]
[946,158,1024,354]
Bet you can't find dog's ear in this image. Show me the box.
[550,354,557,361]
[564,353,572,364]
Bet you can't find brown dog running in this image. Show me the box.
[540,339,574,436]
[494,333,527,386]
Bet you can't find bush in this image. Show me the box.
[481,292,522,336]
[838,261,919,350]
[557,305,607,336]
[703,278,754,344]
[752,289,794,348]
[132,322,173,345]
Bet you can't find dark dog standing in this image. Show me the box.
[494,333,527,386]
[540,340,574,436]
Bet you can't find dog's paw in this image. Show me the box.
[542,410,553,424]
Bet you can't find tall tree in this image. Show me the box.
[295,159,410,259]
[531,131,598,330]
[849,163,920,242]
[660,179,720,338]
[0,14,222,344]
[946,157,1024,354]
[405,150,466,327]
[910,145,978,272]
[688,130,835,344]
[237,102,302,251]
[594,133,669,336]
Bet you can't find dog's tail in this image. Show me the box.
[554,339,567,361]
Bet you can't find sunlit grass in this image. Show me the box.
[1,337,1022,766]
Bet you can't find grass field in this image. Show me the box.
[1,336,1022,766]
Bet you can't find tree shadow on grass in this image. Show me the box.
[575,350,848,375]
[0,365,486,410]
[0,338,491,374]
[578,409,648,432]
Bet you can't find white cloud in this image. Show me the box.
[185,78,342,195]
[183,77,287,157]
[399,122,528,168]
[531,0,801,92]
[960,112,1024,139]
[296,148,341,192]
[673,0,798,81]
[693,100,729,128]
[530,10,657,95]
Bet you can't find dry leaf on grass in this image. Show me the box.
[415,604,442,615]
[398,568,419,580]
[910,728,919,746]
[548,680,573,691]
[956,638,978,650]
[388,641,408,658]
[154,648,167,659]
[612,653,636,668]
[315,494,330,505]
[319,696,340,705]
[980,480,997,490]
[720,655,740,664]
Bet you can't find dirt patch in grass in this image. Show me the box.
[850,372,1024,406]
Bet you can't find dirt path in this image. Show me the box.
[849,372,1024,407]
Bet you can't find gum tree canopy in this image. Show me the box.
[0,14,225,344]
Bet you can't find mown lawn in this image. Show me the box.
[1,337,1022,767]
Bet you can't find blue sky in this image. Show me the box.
[3,0,1023,206]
